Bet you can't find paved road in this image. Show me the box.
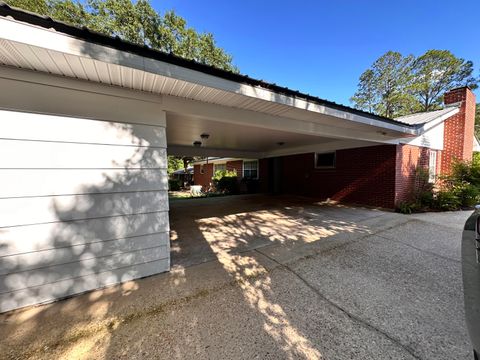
[0,196,473,359]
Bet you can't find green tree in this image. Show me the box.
[167,155,184,175]
[6,0,238,72]
[351,51,417,118]
[351,49,478,118]
[350,69,376,113]
[411,50,477,111]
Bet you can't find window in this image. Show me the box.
[315,152,335,169]
[428,150,437,183]
[199,164,205,174]
[243,160,258,179]
[214,163,226,172]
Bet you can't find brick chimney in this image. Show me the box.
[441,87,476,174]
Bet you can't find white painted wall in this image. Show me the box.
[399,122,444,150]
[385,122,445,150]
[0,90,169,312]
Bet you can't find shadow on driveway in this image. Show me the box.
[0,194,472,359]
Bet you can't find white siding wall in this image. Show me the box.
[400,122,444,150]
[0,97,169,311]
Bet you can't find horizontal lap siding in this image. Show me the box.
[0,110,169,312]
[0,169,168,198]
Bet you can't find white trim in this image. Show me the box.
[428,150,437,183]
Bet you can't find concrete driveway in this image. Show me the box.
[0,195,472,359]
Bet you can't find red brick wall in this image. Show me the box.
[193,163,214,189]
[441,87,476,174]
[193,161,244,190]
[226,160,243,179]
[274,145,398,208]
[394,144,439,205]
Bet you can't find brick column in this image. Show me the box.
[441,87,476,174]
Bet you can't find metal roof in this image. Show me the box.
[394,106,460,126]
[0,1,413,130]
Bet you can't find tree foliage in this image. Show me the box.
[7,0,238,72]
[351,51,417,118]
[411,50,477,111]
[351,50,477,118]
[167,155,184,175]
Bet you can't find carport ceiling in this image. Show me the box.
[166,112,336,153]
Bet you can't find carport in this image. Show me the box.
[0,4,418,312]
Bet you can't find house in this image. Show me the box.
[171,166,194,187]
[0,3,475,312]
[193,92,476,203]
[193,158,259,191]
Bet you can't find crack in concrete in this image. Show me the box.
[255,247,423,360]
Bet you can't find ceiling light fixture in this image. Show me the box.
[193,141,202,147]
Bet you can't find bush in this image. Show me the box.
[418,190,434,209]
[396,167,433,213]
[397,160,480,213]
[432,190,462,211]
[449,158,480,187]
[452,182,480,208]
[168,179,181,191]
[397,201,419,214]
[213,169,239,194]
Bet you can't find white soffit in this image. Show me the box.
[0,16,417,138]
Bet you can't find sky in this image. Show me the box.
[151,0,480,106]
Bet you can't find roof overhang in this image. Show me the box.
[395,106,460,132]
[0,5,423,159]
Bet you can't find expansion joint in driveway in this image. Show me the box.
[255,247,423,360]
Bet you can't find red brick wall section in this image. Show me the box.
[394,144,435,205]
[226,160,243,179]
[276,145,398,208]
[193,163,214,190]
[442,87,476,174]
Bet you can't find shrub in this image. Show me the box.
[396,167,433,213]
[397,160,480,213]
[432,189,462,211]
[452,182,480,208]
[417,190,435,209]
[213,169,239,194]
[446,157,480,188]
[168,179,181,191]
[397,201,419,214]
